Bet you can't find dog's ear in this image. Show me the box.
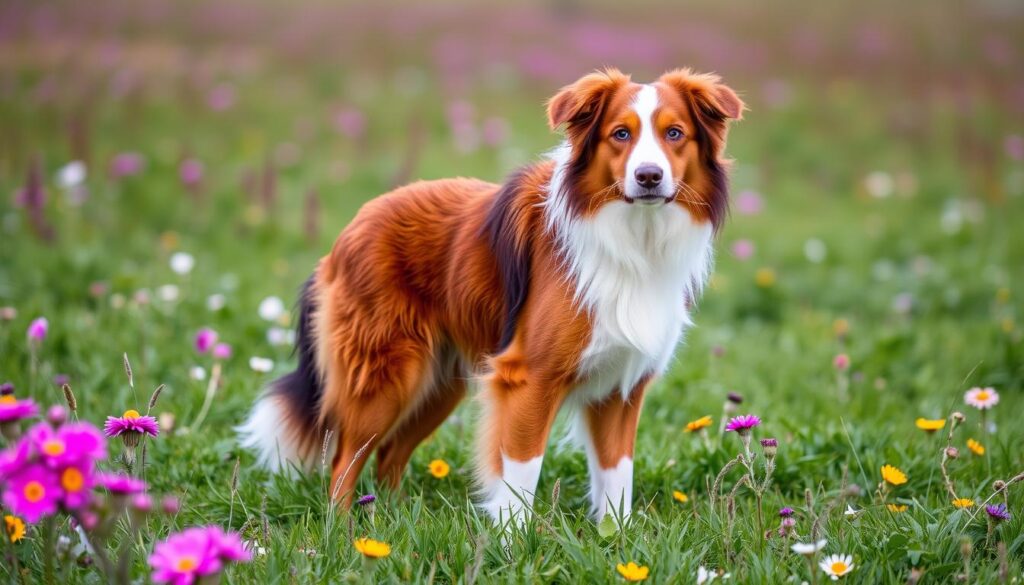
[546,68,630,133]
[659,68,744,122]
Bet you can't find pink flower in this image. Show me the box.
[97,473,147,495]
[207,526,252,562]
[0,440,32,477]
[0,395,39,424]
[833,353,850,371]
[333,107,367,139]
[109,152,146,178]
[57,461,94,510]
[27,317,48,341]
[179,159,204,187]
[2,463,61,522]
[212,343,232,360]
[194,328,218,353]
[27,422,106,469]
[149,526,251,584]
[104,410,159,447]
[725,414,761,434]
[735,190,764,215]
[206,83,236,112]
[731,239,755,260]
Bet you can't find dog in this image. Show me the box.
[238,67,743,523]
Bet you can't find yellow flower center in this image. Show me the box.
[42,439,66,457]
[123,409,141,419]
[976,391,989,402]
[62,467,84,492]
[0,395,15,404]
[831,562,848,574]
[175,556,198,572]
[23,481,45,503]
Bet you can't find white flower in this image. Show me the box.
[697,567,716,584]
[249,357,274,373]
[267,326,295,346]
[56,161,87,188]
[244,540,267,556]
[258,296,286,321]
[864,171,893,198]
[964,387,999,410]
[206,294,226,311]
[844,504,859,518]
[157,284,180,302]
[189,366,207,381]
[803,238,827,263]
[170,252,195,275]
[819,554,854,580]
[110,293,126,309]
[791,540,827,556]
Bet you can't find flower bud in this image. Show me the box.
[47,404,67,426]
[945,447,959,459]
[161,496,180,514]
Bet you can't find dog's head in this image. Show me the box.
[547,68,743,228]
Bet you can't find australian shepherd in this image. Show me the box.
[238,67,743,523]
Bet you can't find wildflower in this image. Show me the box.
[212,343,232,360]
[844,504,860,518]
[967,438,985,456]
[267,327,295,346]
[915,418,946,433]
[725,415,761,435]
[97,473,147,495]
[353,537,391,558]
[248,357,274,373]
[428,459,450,478]
[615,561,649,581]
[157,284,180,302]
[887,504,908,513]
[945,446,959,459]
[754,267,776,288]
[2,464,60,522]
[28,422,106,468]
[964,387,999,410]
[162,496,181,515]
[169,252,195,275]
[726,392,744,404]
[760,437,778,457]
[833,353,850,371]
[4,515,25,543]
[778,516,796,537]
[194,328,218,353]
[952,498,974,508]
[179,159,204,187]
[819,553,854,580]
[697,566,729,584]
[986,504,1011,522]
[104,410,159,447]
[27,317,48,341]
[257,296,286,322]
[206,294,226,311]
[881,464,907,486]
[356,494,377,506]
[56,161,86,188]
[109,152,145,178]
[791,540,827,555]
[149,526,251,584]
[730,239,755,260]
[189,366,207,381]
[779,507,795,518]
[672,490,688,503]
[0,390,39,437]
[684,415,713,433]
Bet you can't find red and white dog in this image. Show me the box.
[239,68,743,522]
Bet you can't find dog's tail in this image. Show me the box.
[236,274,330,472]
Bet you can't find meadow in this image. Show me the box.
[1,0,1023,583]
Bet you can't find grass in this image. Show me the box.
[1,1,1023,583]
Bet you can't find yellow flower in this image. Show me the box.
[754,267,776,288]
[684,415,712,433]
[672,490,689,503]
[833,318,850,337]
[952,498,975,508]
[616,561,650,581]
[428,459,450,478]
[915,418,946,432]
[887,504,908,513]
[881,464,907,486]
[353,537,391,558]
[5,515,25,543]
[967,438,985,456]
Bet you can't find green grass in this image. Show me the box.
[2,5,1024,582]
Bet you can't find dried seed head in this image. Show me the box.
[960,537,973,558]
[994,480,1007,492]
[62,383,77,412]
[951,411,965,423]
[123,353,134,388]
[231,457,240,493]
[147,384,165,413]
[551,477,561,510]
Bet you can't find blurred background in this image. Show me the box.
[0,0,1022,457]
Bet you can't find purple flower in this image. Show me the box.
[760,438,778,448]
[779,507,795,518]
[97,473,147,495]
[27,421,107,469]
[104,410,159,447]
[725,415,761,434]
[731,239,755,260]
[179,159,204,187]
[109,152,145,178]
[149,526,251,584]
[194,328,218,353]
[27,317,48,341]
[2,462,61,522]
[986,504,1011,522]
[726,392,744,404]
[0,395,39,424]
[735,190,764,215]
[356,494,377,506]
[212,343,232,360]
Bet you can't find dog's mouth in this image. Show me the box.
[625,192,673,205]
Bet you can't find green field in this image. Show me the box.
[1,1,1022,583]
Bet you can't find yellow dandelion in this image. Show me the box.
[952,498,974,508]
[915,418,945,433]
[966,438,985,456]
[881,464,907,486]
[353,537,391,558]
[887,504,908,513]
[684,415,713,433]
[4,515,25,543]
[754,267,776,288]
[428,459,450,479]
[672,490,689,503]
[616,561,650,582]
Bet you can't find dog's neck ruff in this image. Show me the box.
[541,143,714,398]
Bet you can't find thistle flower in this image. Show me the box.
[967,438,985,456]
[880,464,907,486]
[986,504,1011,522]
[27,317,48,342]
[964,387,999,410]
[4,515,25,543]
[819,553,854,580]
[725,415,761,435]
[915,418,945,433]
[353,537,391,558]
[760,437,778,457]
[104,409,159,447]
[428,459,450,478]
[726,392,744,404]
[684,415,713,433]
[779,507,795,518]
[615,561,649,581]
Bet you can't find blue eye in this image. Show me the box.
[666,127,684,141]
[613,128,631,141]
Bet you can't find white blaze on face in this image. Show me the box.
[625,84,672,199]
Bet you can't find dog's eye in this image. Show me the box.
[666,127,684,141]
[612,128,631,141]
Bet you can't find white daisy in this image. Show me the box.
[964,387,999,410]
[819,554,854,580]
[791,540,827,556]
[170,252,195,275]
[258,296,286,322]
[249,356,274,373]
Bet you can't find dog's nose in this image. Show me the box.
[634,164,663,189]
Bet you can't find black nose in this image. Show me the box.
[634,164,663,189]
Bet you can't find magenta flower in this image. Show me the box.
[179,159,204,187]
[109,152,146,178]
[28,422,106,469]
[356,494,377,506]
[0,440,32,477]
[833,353,850,371]
[97,473,147,495]
[208,526,252,562]
[0,395,39,424]
[27,317,48,341]
[57,461,94,510]
[104,410,159,447]
[725,415,761,434]
[194,328,218,353]
[212,343,232,360]
[149,526,251,584]
[2,463,61,522]
[779,507,795,518]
